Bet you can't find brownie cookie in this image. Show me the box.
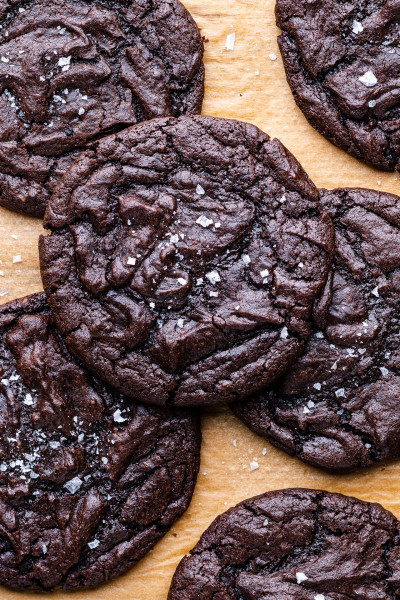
[276,0,400,171]
[0,0,204,218]
[168,488,400,599]
[0,293,201,591]
[39,116,334,407]
[233,187,400,471]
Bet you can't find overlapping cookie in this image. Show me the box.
[0,294,201,591]
[0,0,204,217]
[276,0,400,170]
[233,188,400,471]
[39,115,334,407]
[168,489,400,599]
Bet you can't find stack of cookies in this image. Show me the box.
[1,0,400,597]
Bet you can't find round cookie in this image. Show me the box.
[276,0,400,171]
[0,293,201,591]
[168,488,400,599]
[0,0,204,218]
[39,115,334,407]
[233,187,400,471]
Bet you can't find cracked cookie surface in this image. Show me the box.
[0,293,201,591]
[276,0,400,171]
[233,188,400,471]
[0,0,204,217]
[39,115,334,407]
[168,488,400,600]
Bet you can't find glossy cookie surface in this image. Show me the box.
[0,293,201,591]
[40,115,334,407]
[0,0,204,217]
[168,488,400,599]
[233,188,400,471]
[276,0,400,170]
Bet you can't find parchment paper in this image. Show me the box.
[1,1,400,598]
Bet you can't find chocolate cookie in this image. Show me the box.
[276,0,400,171]
[233,187,400,471]
[39,115,334,407]
[168,488,400,599]
[0,293,201,591]
[0,0,204,218]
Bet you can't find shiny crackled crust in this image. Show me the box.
[276,0,400,171]
[233,187,400,471]
[0,293,201,591]
[168,488,400,600]
[39,115,334,407]
[0,0,204,217]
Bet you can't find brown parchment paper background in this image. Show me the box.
[1,0,400,598]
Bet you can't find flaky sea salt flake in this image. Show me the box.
[359,70,378,87]
[226,32,236,51]
[113,409,127,423]
[196,184,205,195]
[23,394,33,406]
[58,55,71,71]
[206,270,221,285]
[64,476,82,494]
[280,326,289,339]
[196,215,213,228]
